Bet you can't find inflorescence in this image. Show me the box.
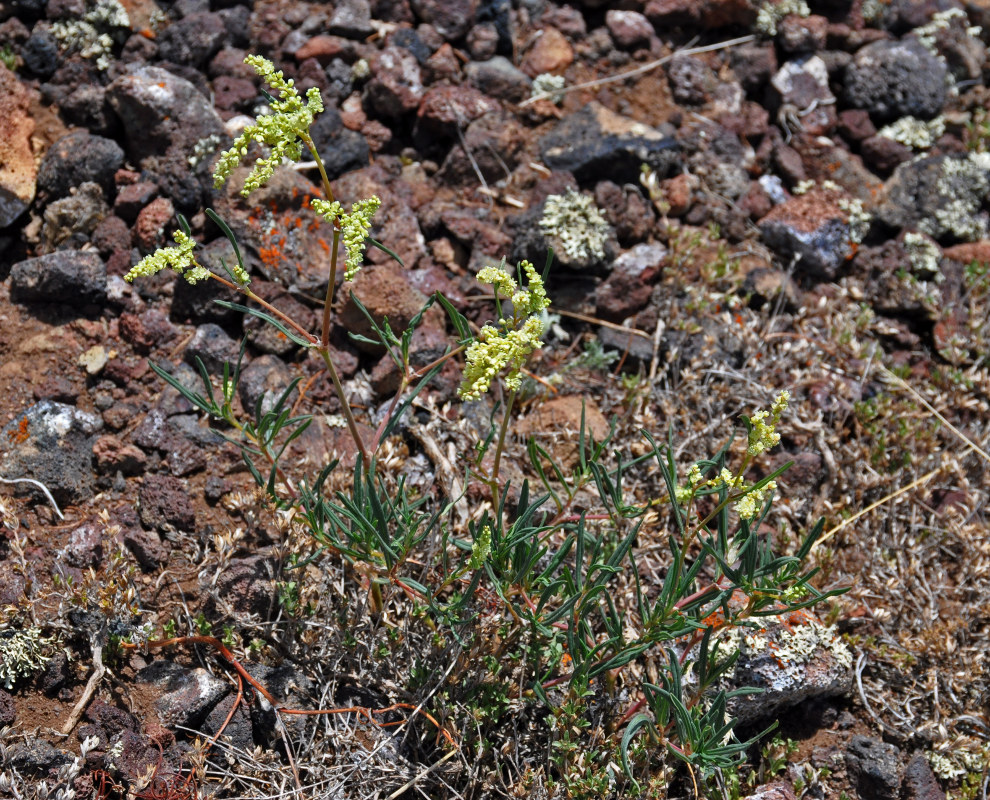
[213,55,325,197]
[459,261,551,401]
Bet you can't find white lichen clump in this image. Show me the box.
[877,116,945,150]
[0,627,53,689]
[755,0,810,37]
[539,188,610,263]
[919,152,990,241]
[49,0,129,71]
[913,8,982,55]
[903,231,942,277]
[837,195,871,244]
[531,73,566,105]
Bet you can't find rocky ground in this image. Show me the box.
[0,0,989,798]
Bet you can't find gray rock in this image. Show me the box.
[36,130,124,200]
[214,557,276,619]
[22,29,58,78]
[465,55,531,103]
[106,65,225,165]
[137,661,230,728]
[366,46,424,118]
[771,54,835,111]
[846,735,902,800]
[10,250,107,306]
[329,0,374,37]
[410,0,479,40]
[238,354,297,418]
[0,690,15,726]
[184,323,241,374]
[65,522,104,568]
[309,106,370,179]
[843,38,948,121]
[201,693,254,750]
[0,401,103,506]
[156,11,227,68]
[539,101,678,184]
[245,662,316,741]
[7,740,72,776]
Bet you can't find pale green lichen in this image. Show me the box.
[49,0,129,71]
[311,196,382,280]
[188,134,224,169]
[754,0,810,37]
[459,261,550,400]
[837,195,871,244]
[903,231,942,277]
[213,55,324,197]
[918,153,990,241]
[531,73,566,104]
[0,627,53,689]
[877,116,945,150]
[539,188,610,263]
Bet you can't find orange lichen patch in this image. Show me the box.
[6,416,29,444]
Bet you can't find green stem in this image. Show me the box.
[208,274,317,346]
[303,136,335,207]
[320,228,341,348]
[491,390,517,486]
[318,347,370,471]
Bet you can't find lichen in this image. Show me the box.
[754,0,810,37]
[918,153,990,241]
[539,188,610,263]
[0,627,54,689]
[531,73,566,105]
[877,116,945,150]
[48,0,129,71]
[903,231,942,277]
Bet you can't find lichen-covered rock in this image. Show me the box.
[137,661,230,729]
[721,608,853,725]
[843,38,948,122]
[464,55,532,103]
[0,401,103,506]
[876,152,990,241]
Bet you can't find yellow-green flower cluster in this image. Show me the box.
[469,524,492,570]
[747,390,789,456]
[458,261,551,401]
[213,55,324,197]
[124,230,232,286]
[734,480,777,521]
[311,196,382,280]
